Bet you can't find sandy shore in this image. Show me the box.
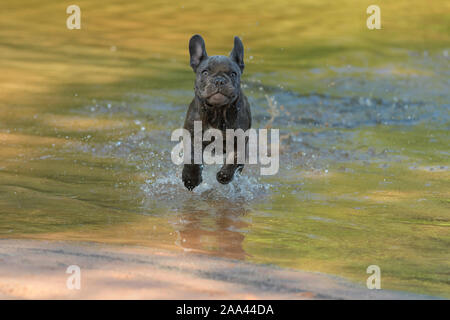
[0,239,436,299]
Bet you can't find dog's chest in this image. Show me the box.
[203,105,238,132]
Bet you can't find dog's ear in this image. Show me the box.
[230,36,244,73]
[189,34,208,72]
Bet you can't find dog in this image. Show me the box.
[182,34,251,190]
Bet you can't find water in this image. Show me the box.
[0,0,449,297]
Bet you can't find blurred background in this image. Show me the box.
[0,1,449,297]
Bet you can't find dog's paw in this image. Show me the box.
[216,170,234,185]
[182,170,202,191]
[183,176,202,191]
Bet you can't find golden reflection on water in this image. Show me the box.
[0,0,449,297]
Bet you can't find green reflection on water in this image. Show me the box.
[0,0,449,297]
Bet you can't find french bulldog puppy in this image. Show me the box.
[182,35,251,190]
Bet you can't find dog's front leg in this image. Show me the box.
[216,139,245,184]
[182,138,204,191]
[182,163,203,191]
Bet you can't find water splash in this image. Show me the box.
[140,164,274,210]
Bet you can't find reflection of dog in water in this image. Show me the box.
[173,200,250,260]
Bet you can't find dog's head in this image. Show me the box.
[189,34,244,107]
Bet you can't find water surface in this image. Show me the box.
[0,0,449,297]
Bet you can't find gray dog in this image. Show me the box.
[182,35,252,190]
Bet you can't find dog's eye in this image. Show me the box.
[202,70,208,76]
[231,72,237,78]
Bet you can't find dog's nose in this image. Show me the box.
[214,77,226,86]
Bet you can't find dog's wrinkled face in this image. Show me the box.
[195,56,241,106]
[189,35,244,107]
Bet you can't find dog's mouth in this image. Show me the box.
[207,92,228,105]
[206,91,230,106]
[204,90,238,107]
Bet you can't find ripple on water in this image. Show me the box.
[140,164,274,210]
